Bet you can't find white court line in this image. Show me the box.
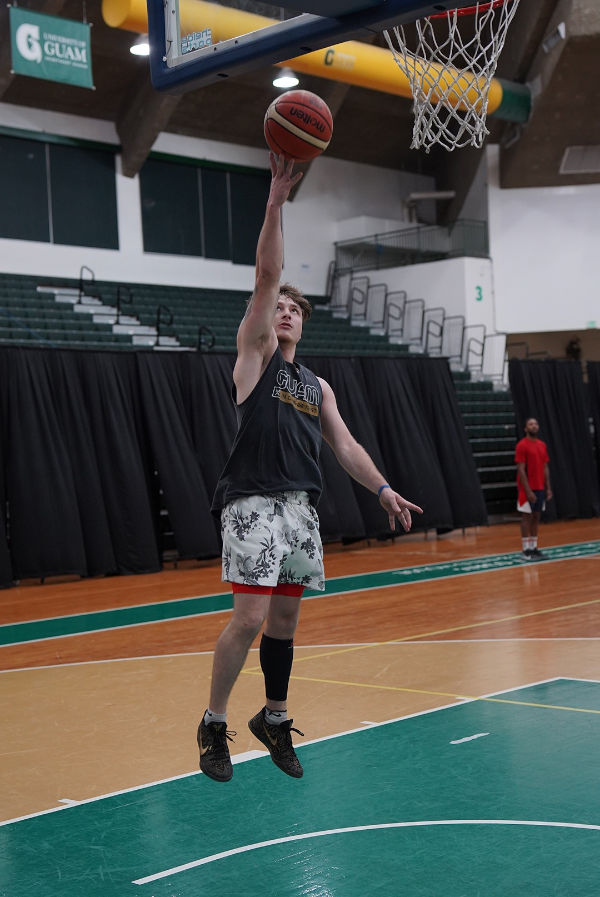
[133,819,600,884]
[2,641,600,675]
[450,733,490,744]
[0,677,592,828]
[3,541,597,646]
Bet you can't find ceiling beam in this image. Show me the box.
[116,71,181,177]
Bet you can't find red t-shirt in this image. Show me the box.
[515,437,549,503]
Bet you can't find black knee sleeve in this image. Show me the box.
[260,634,294,702]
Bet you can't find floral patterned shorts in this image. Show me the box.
[221,491,325,591]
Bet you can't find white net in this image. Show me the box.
[384,0,521,152]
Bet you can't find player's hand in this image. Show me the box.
[378,488,423,532]
[546,487,553,501]
[269,152,303,204]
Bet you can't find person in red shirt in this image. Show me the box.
[515,417,552,560]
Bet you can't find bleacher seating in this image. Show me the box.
[453,373,517,517]
[0,273,413,356]
[1,272,518,517]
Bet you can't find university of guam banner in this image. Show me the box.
[9,7,94,89]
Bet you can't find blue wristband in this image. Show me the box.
[378,484,391,496]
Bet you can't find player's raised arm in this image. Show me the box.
[237,153,302,353]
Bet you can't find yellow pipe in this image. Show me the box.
[102,0,504,114]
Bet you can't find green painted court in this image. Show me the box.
[2,678,599,897]
[2,540,598,646]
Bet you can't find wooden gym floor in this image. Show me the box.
[1,517,599,895]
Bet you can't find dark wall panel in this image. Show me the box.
[0,136,50,242]
[140,158,202,256]
[49,144,119,249]
[201,168,230,261]
[229,170,270,265]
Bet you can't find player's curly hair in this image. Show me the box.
[279,282,312,321]
[244,282,312,322]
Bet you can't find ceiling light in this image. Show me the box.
[130,35,150,56]
[273,68,299,89]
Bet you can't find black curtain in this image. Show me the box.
[508,359,600,520]
[136,353,220,559]
[588,361,600,485]
[300,355,387,542]
[359,356,487,532]
[0,347,487,588]
[0,351,12,587]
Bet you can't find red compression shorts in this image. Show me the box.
[231,582,304,597]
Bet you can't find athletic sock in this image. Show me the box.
[531,538,538,550]
[204,708,227,726]
[522,538,529,552]
[265,707,288,725]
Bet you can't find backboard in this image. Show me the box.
[139,0,483,93]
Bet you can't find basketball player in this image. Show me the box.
[515,417,552,561]
[198,153,423,782]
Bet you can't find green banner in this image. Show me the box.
[9,7,94,90]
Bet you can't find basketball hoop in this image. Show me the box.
[384,0,521,152]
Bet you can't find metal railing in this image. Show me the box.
[366,282,388,332]
[422,307,445,354]
[349,276,369,323]
[334,219,489,273]
[78,265,101,303]
[197,325,216,351]
[385,290,407,340]
[155,304,173,348]
[323,269,510,381]
[116,285,133,324]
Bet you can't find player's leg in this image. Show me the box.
[528,497,545,558]
[263,589,303,710]
[209,590,271,712]
[249,587,305,777]
[518,501,534,559]
[199,590,271,782]
[246,492,323,776]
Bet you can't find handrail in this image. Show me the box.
[78,265,100,302]
[506,340,550,360]
[384,290,407,338]
[365,283,387,331]
[481,331,509,384]
[197,325,216,352]
[334,218,489,272]
[403,297,425,345]
[440,314,466,367]
[463,324,486,373]
[116,285,133,324]
[155,304,173,347]
[325,259,336,300]
[423,306,445,354]
[329,269,351,315]
[350,275,369,323]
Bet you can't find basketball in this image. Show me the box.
[264,90,333,162]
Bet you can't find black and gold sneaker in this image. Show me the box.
[248,707,304,778]
[197,718,235,782]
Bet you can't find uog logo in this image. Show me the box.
[16,23,42,63]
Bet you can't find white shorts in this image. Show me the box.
[221,491,325,591]
[517,489,546,514]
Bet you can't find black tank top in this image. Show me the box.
[212,346,323,513]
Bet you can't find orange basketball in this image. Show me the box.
[264,90,333,162]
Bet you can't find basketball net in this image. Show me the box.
[384,0,521,152]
